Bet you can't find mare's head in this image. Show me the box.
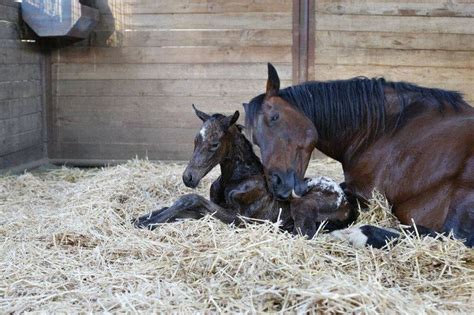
[182,105,239,188]
[244,64,318,200]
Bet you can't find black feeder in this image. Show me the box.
[21,0,99,39]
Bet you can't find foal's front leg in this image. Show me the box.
[134,193,240,230]
[134,206,202,229]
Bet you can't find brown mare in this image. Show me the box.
[134,106,357,240]
[244,63,474,247]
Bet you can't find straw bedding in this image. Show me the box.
[0,159,473,313]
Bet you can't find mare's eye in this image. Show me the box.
[209,142,220,152]
[270,113,280,122]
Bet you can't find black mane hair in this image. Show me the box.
[245,77,466,142]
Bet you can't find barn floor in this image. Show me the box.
[0,159,472,313]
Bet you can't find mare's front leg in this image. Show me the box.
[135,193,240,230]
[330,224,444,249]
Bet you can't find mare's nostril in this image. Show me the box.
[272,173,282,186]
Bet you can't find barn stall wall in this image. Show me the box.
[1,0,472,169]
[49,0,294,163]
[0,0,47,170]
[311,0,474,104]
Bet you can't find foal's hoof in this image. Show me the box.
[132,207,170,230]
[131,216,149,229]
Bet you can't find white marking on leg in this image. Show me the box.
[330,227,368,248]
[306,176,346,207]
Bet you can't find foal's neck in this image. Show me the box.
[219,126,263,182]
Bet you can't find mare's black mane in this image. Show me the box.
[245,77,466,141]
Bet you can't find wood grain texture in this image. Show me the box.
[316,0,474,17]
[315,47,474,68]
[94,0,292,14]
[59,125,198,145]
[0,47,42,64]
[312,2,473,107]
[57,109,237,130]
[55,96,248,114]
[313,65,473,85]
[313,64,474,101]
[0,145,44,169]
[316,14,474,34]
[53,79,292,97]
[0,5,46,170]
[0,64,41,82]
[53,63,292,80]
[90,29,292,47]
[316,31,474,51]
[96,12,292,31]
[0,112,42,138]
[0,97,41,120]
[51,1,293,162]
[0,0,19,8]
[0,24,18,40]
[0,40,33,48]
[54,46,292,64]
[0,80,42,100]
[55,142,193,161]
[0,4,18,21]
[0,129,42,156]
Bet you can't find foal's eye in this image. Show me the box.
[270,113,280,122]
[209,142,220,152]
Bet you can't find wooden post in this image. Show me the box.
[292,0,315,84]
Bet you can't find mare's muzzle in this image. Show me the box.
[270,170,308,200]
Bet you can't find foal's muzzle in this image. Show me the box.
[182,169,200,188]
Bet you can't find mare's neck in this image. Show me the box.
[316,131,369,164]
[219,127,263,183]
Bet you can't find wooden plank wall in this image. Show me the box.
[313,0,474,105]
[51,0,293,162]
[0,0,46,169]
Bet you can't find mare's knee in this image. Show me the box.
[443,197,474,245]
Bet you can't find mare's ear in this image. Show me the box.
[266,63,280,97]
[222,110,240,130]
[192,104,210,122]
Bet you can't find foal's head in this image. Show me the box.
[182,105,239,188]
[244,64,318,200]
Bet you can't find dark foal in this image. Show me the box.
[134,106,355,238]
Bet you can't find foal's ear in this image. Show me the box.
[192,104,210,122]
[266,63,280,97]
[222,110,240,130]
